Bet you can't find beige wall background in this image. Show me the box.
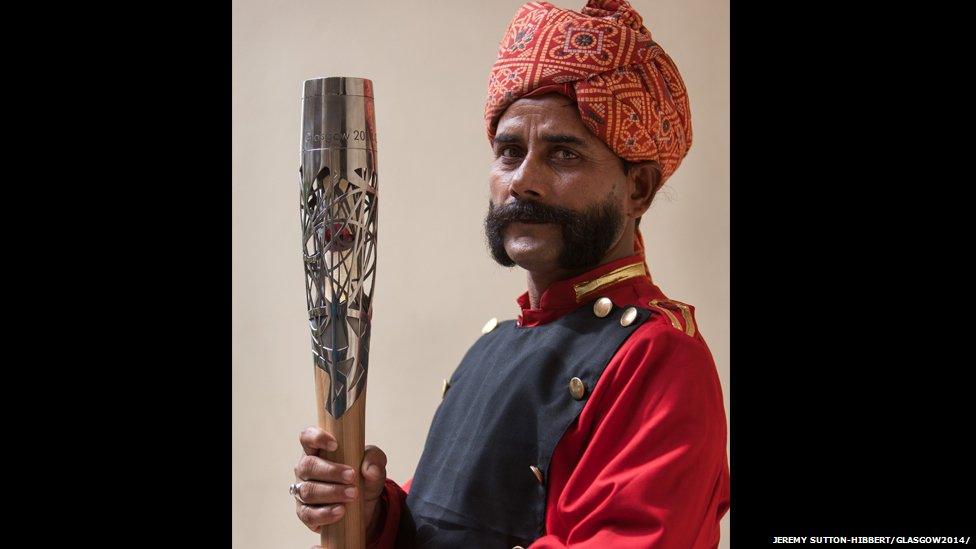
[232,0,729,547]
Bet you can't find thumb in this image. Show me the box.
[361,445,388,499]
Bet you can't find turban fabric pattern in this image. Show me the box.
[485,0,692,184]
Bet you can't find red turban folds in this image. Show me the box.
[485,0,692,185]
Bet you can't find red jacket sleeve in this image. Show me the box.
[531,322,730,548]
[365,478,410,549]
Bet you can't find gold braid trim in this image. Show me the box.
[573,262,648,302]
[648,299,697,337]
[648,299,682,330]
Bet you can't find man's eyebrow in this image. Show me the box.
[540,133,588,146]
[493,133,520,145]
[492,133,589,146]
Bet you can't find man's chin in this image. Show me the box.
[503,239,561,272]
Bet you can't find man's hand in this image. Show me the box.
[294,427,388,542]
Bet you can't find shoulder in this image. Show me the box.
[589,300,727,444]
[627,300,713,365]
[461,316,517,347]
[609,300,721,406]
[471,316,517,346]
[644,298,702,340]
[451,316,517,374]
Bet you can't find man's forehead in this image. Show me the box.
[495,95,590,139]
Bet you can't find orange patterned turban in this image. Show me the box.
[485,0,692,185]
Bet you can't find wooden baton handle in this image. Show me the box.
[314,367,367,548]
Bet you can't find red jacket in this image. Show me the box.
[371,255,730,548]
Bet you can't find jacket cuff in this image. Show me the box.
[366,479,407,549]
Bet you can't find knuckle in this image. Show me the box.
[299,427,318,444]
[298,482,315,501]
[296,455,316,478]
[366,446,388,465]
[297,504,313,525]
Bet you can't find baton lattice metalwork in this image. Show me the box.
[300,151,378,418]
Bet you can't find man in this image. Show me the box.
[292,1,729,547]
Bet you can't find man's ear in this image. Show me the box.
[626,160,662,219]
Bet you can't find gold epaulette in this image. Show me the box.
[647,299,697,337]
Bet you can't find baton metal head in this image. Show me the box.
[300,76,378,419]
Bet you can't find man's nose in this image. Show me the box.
[508,154,546,200]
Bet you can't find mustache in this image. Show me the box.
[483,196,624,270]
[484,199,579,229]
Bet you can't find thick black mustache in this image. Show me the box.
[484,195,623,270]
[484,199,578,229]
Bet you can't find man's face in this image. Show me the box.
[485,94,631,274]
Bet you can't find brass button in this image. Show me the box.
[441,379,451,399]
[620,306,638,327]
[482,317,498,334]
[569,377,586,400]
[592,297,613,318]
[529,465,544,485]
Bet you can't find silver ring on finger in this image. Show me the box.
[289,481,306,504]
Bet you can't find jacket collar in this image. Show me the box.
[515,254,661,327]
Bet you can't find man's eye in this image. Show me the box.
[554,149,579,160]
[499,147,521,158]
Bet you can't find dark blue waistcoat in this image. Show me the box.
[396,304,652,548]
